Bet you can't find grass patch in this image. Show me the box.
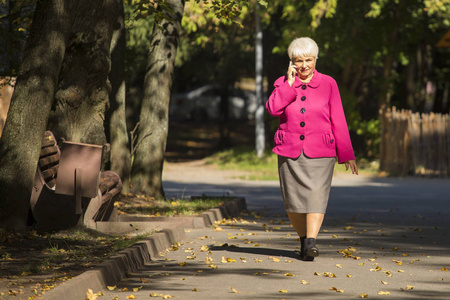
[206,145,380,180]
[206,145,279,180]
[115,194,233,216]
[0,227,151,298]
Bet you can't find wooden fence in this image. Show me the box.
[380,107,450,177]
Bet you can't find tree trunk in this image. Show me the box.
[107,0,131,193]
[131,0,185,197]
[255,5,265,158]
[0,0,70,232]
[378,0,403,172]
[47,0,120,146]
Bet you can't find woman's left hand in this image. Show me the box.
[344,160,358,175]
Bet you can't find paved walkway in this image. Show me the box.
[99,162,450,299]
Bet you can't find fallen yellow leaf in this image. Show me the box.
[230,286,242,293]
[442,267,448,271]
[140,277,150,283]
[178,262,187,266]
[377,291,390,295]
[162,295,172,299]
[336,264,343,268]
[150,292,163,297]
[269,256,281,262]
[107,286,116,291]
[329,287,344,293]
[381,281,389,285]
[132,286,142,292]
[301,280,310,284]
[192,288,199,292]
[126,295,136,299]
[200,245,209,252]
[284,273,295,276]
[86,289,99,300]
[406,284,415,290]
[359,294,369,298]
[279,290,288,293]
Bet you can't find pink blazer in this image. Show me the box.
[266,70,355,164]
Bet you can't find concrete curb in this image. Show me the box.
[42,197,246,300]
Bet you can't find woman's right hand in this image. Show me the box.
[287,61,297,87]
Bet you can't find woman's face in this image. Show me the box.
[292,56,316,80]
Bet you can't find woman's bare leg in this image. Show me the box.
[306,213,324,238]
[287,212,306,237]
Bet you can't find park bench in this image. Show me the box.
[29,131,122,232]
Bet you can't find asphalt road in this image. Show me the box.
[100,173,450,299]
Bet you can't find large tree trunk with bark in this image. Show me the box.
[47,0,120,145]
[131,0,185,197]
[0,0,70,232]
[107,0,130,193]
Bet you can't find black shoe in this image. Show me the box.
[304,238,319,261]
[299,236,306,260]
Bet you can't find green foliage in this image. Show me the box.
[0,0,35,74]
[173,0,256,92]
[340,87,381,159]
[124,2,155,80]
[310,0,337,28]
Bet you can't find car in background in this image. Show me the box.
[170,85,257,122]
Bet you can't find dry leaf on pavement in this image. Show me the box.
[377,291,390,295]
[329,287,344,293]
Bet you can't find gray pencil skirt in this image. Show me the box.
[278,153,336,214]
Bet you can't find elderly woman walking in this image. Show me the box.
[266,37,358,261]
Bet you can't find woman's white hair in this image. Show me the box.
[287,37,319,60]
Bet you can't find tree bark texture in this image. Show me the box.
[131,0,185,197]
[0,0,70,232]
[106,0,131,192]
[47,0,120,146]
